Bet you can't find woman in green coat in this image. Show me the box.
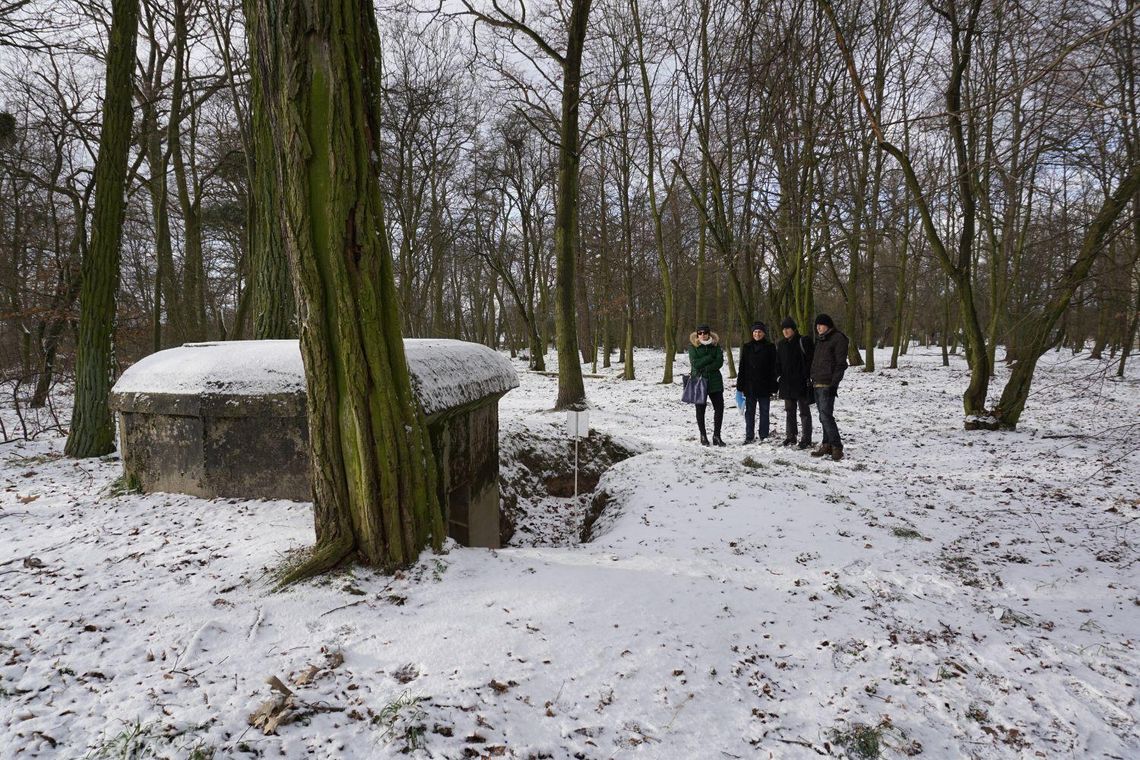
[688,324,726,446]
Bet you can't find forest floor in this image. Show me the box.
[1,345,1137,759]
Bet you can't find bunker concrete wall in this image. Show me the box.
[116,399,504,549]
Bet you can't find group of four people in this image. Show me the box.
[686,314,849,461]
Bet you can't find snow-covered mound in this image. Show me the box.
[111,339,518,417]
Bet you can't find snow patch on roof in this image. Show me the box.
[112,339,518,416]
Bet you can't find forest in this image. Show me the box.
[1,0,1136,435]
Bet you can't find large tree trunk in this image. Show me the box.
[65,0,140,458]
[553,0,593,410]
[252,0,444,580]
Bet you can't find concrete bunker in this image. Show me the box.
[110,339,518,549]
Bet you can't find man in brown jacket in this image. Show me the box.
[809,314,849,461]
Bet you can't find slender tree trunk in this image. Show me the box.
[991,168,1140,425]
[31,259,80,408]
[722,275,736,379]
[552,0,593,409]
[168,0,208,342]
[631,0,676,384]
[694,0,711,327]
[576,246,592,365]
[889,210,910,369]
[863,149,883,372]
[1118,281,1139,377]
[253,0,444,580]
[141,92,175,351]
[598,155,613,370]
[65,0,140,458]
[941,283,951,367]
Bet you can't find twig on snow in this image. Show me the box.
[319,598,370,617]
[774,737,827,755]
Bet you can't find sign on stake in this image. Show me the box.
[566,409,590,499]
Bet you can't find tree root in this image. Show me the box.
[273,535,355,590]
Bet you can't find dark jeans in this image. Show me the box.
[696,392,724,438]
[745,395,770,440]
[784,397,812,442]
[815,386,841,447]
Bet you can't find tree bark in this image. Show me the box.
[65,0,140,458]
[553,0,593,410]
[251,0,444,580]
[244,0,296,339]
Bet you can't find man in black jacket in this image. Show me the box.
[736,321,779,443]
[809,314,849,461]
[776,317,814,449]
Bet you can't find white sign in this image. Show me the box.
[566,410,590,439]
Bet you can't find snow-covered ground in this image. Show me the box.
[1,345,1137,759]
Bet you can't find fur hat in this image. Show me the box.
[814,313,835,329]
[780,317,797,330]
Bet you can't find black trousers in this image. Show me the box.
[696,392,724,438]
[784,397,812,442]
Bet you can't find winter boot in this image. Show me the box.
[712,435,727,447]
[831,445,844,461]
[743,437,756,445]
[797,438,813,450]
[810,443,832,458]
[700,434,710,446]
[782,437,796,447]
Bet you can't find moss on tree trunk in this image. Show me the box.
[252,0,443,580]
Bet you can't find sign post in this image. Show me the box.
[566,409,590,499]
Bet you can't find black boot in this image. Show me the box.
[797,438,813,450]
[782,437,796,447]
[700,434,710,446]
[810,443,832,458]
[712,435,726,447]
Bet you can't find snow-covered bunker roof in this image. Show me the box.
[112,339,518,418]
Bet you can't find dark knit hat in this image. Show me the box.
[780,317,797,330]
[696,323,711,333]
[750,321,767,333]
[814,313,835,329]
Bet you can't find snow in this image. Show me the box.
[111,341,307,397]
[111,339,518,417]
[2,346,1138,758]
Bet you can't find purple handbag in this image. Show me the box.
[681,373,708,405]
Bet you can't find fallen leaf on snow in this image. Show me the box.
[266,675,294,696]
[293,665,320,686]
[249,694,293,735]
